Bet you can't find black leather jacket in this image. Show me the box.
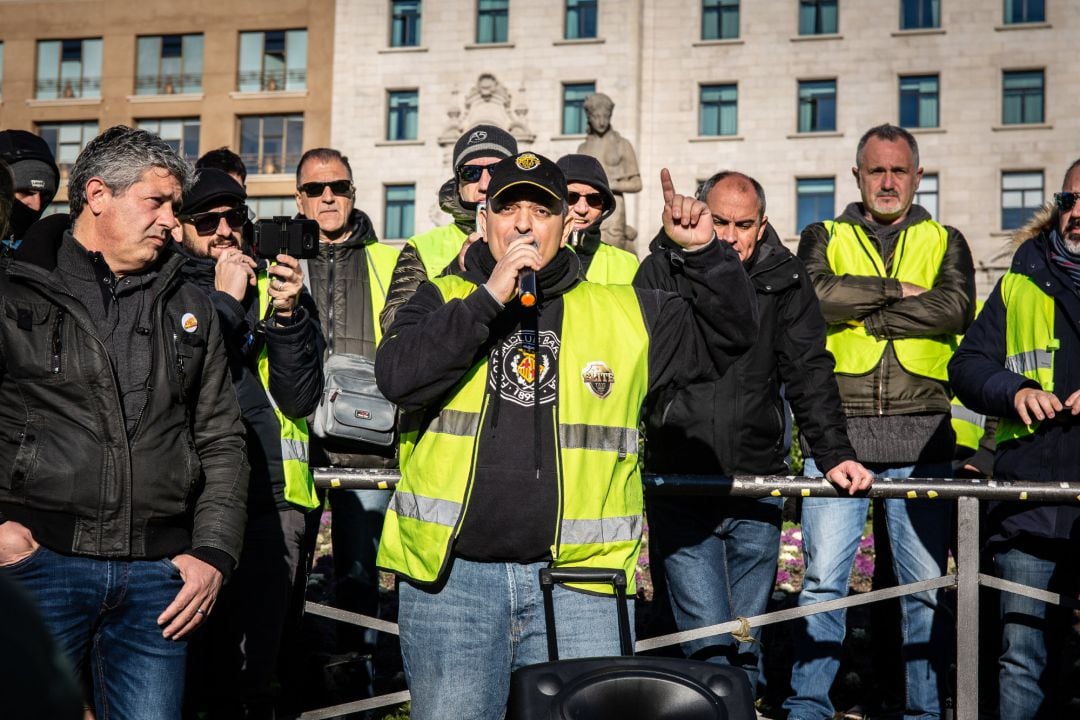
[0,235,249,571]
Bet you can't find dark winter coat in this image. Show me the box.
[637,224,855,476]
[177,248,325,514]
[0,233,249,572]
[949,228,1080,546]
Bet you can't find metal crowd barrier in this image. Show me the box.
[303,468,1080,720]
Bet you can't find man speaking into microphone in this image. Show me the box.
[374,151,760,719]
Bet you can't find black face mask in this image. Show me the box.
[9,197,46,239]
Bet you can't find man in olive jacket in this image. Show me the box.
[787,124,975,720]
[0,126,249,720]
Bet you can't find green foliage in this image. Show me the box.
[789,419,804,475]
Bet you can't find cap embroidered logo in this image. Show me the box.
[516,153,541,171]
[468,130,488,144]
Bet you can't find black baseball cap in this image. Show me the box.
[487,152,567,210]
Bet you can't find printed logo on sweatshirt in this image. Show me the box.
[490,329,559,407]
[581,361,615,399]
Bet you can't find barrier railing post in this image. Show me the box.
[955,495,981,720]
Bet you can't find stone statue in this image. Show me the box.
[577,93,641,253]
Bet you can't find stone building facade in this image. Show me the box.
[334,0,1076,293]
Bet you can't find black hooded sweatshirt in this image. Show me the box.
[377,239,758,563]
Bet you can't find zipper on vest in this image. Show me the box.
[50,310,65,373]
[550,404,564,561]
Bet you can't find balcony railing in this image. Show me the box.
[35,76,101,99]
[236,69,307,92]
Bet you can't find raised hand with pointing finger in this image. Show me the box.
[660,168,715,251]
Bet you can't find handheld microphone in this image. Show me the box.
[519,238,538,307]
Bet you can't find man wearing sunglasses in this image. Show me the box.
[380,124,518,333]
[556,154,638,284]
[950,159,1080,720]
[175,168,325,718]
[293,147,400,689]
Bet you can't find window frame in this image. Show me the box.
[35,38,103,100]
[796,177,836,234]
[386,90,420,141]
[238,114,305,176]
[898,74,940,129]
[390,0,422,47]
[36,121,99,181]
[237,29,308,92]
[135,34,204,95]
[1003,0,1045,24]
[799,0,838,35]
[476,0,510,44]
[797,79,837,133]
[565,0,598,40]
[701,0,740,41]
[562,82,596,135]
[699,83,738,137]
[384,184,417,240]
[914,172,939,219]
[900,0,940,30]
[1000,170,1044,231]
[136,117,201,162]
[1002,69,1045,125]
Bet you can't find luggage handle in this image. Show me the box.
[539,567,634,661]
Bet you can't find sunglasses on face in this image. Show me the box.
[457,164,496,183]
[298,180,355,198]
[181,207,248,236]
[1054,192,1080,213]
[567,191,604,209]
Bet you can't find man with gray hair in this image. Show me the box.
[0,125,249,719]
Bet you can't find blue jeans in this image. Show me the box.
[1,545,187,720]
[397,557,633,720]
[784,458,952,720]
[995,544,1079,720]
[648,495,782,691]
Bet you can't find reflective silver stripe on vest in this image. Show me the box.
[389,490,461,528]
[560,515,642,545]
[281,438,309,463]
[428,409,481,437]
[1005,349,1052,376]
[950,404,986,430]
[558,424,638,454]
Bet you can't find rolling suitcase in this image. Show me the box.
[507,567,756,720]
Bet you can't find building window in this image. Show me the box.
[239,115,304,176]
[699,84,737,136]
[799,0,838,35]
[35,38,102,99]
[702,0,739,40]
[135,35,203,95]
[137,118,201,163]
[1002,70,1044,125]
[900,0,939,29]
[37,121,99,181]
[562,82,595,135]
[387,90,419,141]
[238,30,307,92]
[248,196,295,220]
[391,0,422,47]
[899,74,939,129]
[385,184,416,239]
[477,0,509,43]
[797,178,835,233]
[1004,0,1044,24]
[915,172,938,219]
[1001,171,1043,230]
[798,80,836,133]
[566,0,598,40]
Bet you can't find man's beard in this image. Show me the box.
[1064,218,1080,254]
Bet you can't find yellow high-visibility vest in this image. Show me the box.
[996,272,1058,444]
[823,219,955,381]
[378,276,649,594]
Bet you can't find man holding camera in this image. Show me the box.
[294,147,400,684]
[176,168,325,718]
